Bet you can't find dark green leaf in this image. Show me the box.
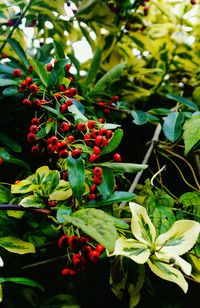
[0,64,14,75]
[153,206,175,235]
[0,277,44,291]
[0,132,22,153]
[86,191,135,207]
[42,105,67,121]
[29,58,48,87]
[7,38,29,69]
[167,93,198,111]
[131,110,148,125]
[100,129,123,155]
[0,185,12,203]
[36,121,54,140]
[0,79,18,87]
[2,86,19,96]
[86,47,102,85]
[48,58,69,89]
[67,156,85,203]
[100,162,148,173]
[68,53,80,76]
[53,40,65,59]
[163,112,184,142]
[0,148,10,160]
[8,158,30,170]
[97,167,115,197]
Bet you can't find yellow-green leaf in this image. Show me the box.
[183,115,200,155]
[0,236,35,254]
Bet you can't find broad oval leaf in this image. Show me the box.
[183,115,200,155]
[97,167,115,197]
[100,128,123,156]
[0,236,35,254]
[67,156,85,203]
[0,78,18,87]
[163,112,184,142]
[11,176,36,194]
[42,170,60,196]
[131,110,148,125]
[20,195,44,208]
[153,206,175,235]
[2,86,19,96]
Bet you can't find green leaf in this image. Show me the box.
[131,111,148,125]
[163,112,184,142]
[86,191,135,207]
[89,62,126,96]
[153,206,175,235]
[0,185,12,203]
[0,236,35,254]
[36,166,50,184]
[154,189,174,208]
[167,93,198,111]
[11,175,36,194]
[100,129,123,155]
[109,216,129,229]
[47,58,69,89]
[58,207,117,252]
[42,170,60,196]
[0,64,14,75]
[7,38,29,69]
[29,58,48,87]
[36,121,54,140]
[67,156,85,203]
[7,158,30,170]
[97,167,115,197]
[86,47,102,85]
[2,86,19,96]
[42,105,67,121]
[0,78,18,87]
[100,162,148,173]
[183,115,200,155]
[53,40,65,59]
[0,133,22,153]
[0,277,44,291]
[57,208,73,223]
[179,191,200,208]
[19,195,44,208]
[0,148,10,160]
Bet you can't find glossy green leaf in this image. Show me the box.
[100,129,123,155]
[36,121,54,140]
[0,148,10,160]
[53,40,65,59]
[86,191,135,207]
[0,185,12,203]
[86,47,102,85]
[47,58,69,88]
[42,105,67,121]
[0,64,14,75]
[29,58,48,87]
[2,86,19,96]
[57,208,73,223]
[19,195,43,208]
[97,167,115,197]
[7,38,29,69]
[183,115,200,155]
[0,277,44,291]
[100,162,148,173]
[153,206,175,235]
[131,111,148,125]
[0,79,18,87]
[67,156,85,203]
[0,236,35,254]
[42,170,60,196]
[163,112,184,142]
[0,133,22,153]
[167,93,198,111]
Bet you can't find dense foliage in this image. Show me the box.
[0,0,200,307]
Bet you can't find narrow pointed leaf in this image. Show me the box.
[0,78,18,87]
[100,129,123,155]
[167,93,198,111]
[86,47,102,85]
[67,156,85,203]
[0,277,44,291]
[47,58,69,88]
[86,191,135,207]
[29,58,48,87]
[7,38,29,69]
[100,162,148,173]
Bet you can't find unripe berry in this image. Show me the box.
[13,68,22,77]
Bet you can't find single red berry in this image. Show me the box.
[72,253,82,266]
[69,87,76,96]
[190,0,196,3]
[68,235,80,252]
[93,146,101,155]
[98,118,105,123]
[102,139,109,147]
[89,154,98,163]
[59,84,67,92]
[18,86,26,92]
[67,135,75,143]
[48,200,57,207]
[113,153,122,162]
[65,63,71,71]
[31,145,40,154]
[47,144,56,154]
[89,193,97,200]
[29,84,39,94]
[77,122,87,132]
[27,132,36,143]
[68,76,74,82]
[87,120,97,130]
[103,108,110,114]
[93,166,103,176]
[65,99,73,107]
[56,141,68,151]
[98,128,107,136]
[22,99,32,105]
[28,65,33,72]
[50,136,58,145]
[96,244,105,254]
[106,130,113,139]
[46,63,53,71]
[90,184,97,193]
[89,250,100,263]
[25,77,33,85]
[60,122,70,132]
[59,149,69,158]
[58,235,69,248]
[13,68,22,77]
[61,268,72,276]
[81,245,92,256]
[95,135,103,146]
[30,125,39,133]
[71,148,82,159]
[31,117,40,126]
[84,133,91,144]
[38,99,48,107]
[111,95,119,102]
[60,104,67,114]
[91,130,98,139]
[33,98,40,106]
[20,81,27,89]
[0,158,4,165]
[93,175,102,185]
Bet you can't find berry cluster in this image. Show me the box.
[97,95,119,114]
[58,233,105,276]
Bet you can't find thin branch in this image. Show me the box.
[21,254,67,270]
[119,123,162,208]
[0,204,51,215]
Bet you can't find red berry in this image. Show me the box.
[71,148,82,159]
[68,76,74,82]
[84,133,91,145]
[106,130,113,139]
[25,77,33,85]
[68,235,80,252]
[18,86,25,93]
[60,122,70,132]
[0,158,4,165]
[13,68,22,77]
[22,99,32,105]
[47,144,56,154]
[65,63,71,71]
[31,145,40,154]
[89,250,100,263]
[89,193,97,200]
[95,135,103,146]
[58,235,69,248]
[93,175,102,185]
[143,5,150,16]
[30,125,39,133]
[98,118,105,123]
[67,135,75,143]
[91,130,98,139]
[65,99,73,107]
[61,171,68,181]
[191,0,196,4]
[87,120,96,129]
[31,117,40,125]
[29,84,39,94]
[61,268,75,276]
[20,81,27,89]
[50,136,58,145]
[56,141,68,151]
[89,154,98,163]
[90,184,97,193]
[59,149,69,158]
[111,95,119,102]
[113,153,121,162]
[59,84,67,92]
[93,166,103,176]
[72,253,82,266]
[98,128,107,136]
[28,65,33,72]
[93,146,101,155]
[27,133,36,143]
[46,63,53,71]
[38,99,48,107]
[81,245,92,256]
[60,104,67,114]
[77,122,87,132]
[69,87,76,96]
[48,200,57,207]
[54,93,62,101]
[96,244,105,254]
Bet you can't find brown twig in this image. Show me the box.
[0,204,51,215]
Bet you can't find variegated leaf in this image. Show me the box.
[147,258,188,293]
[129,202,156,245]
[11,175,36,194]
[108,237,150,264]
[155,220,200,255]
